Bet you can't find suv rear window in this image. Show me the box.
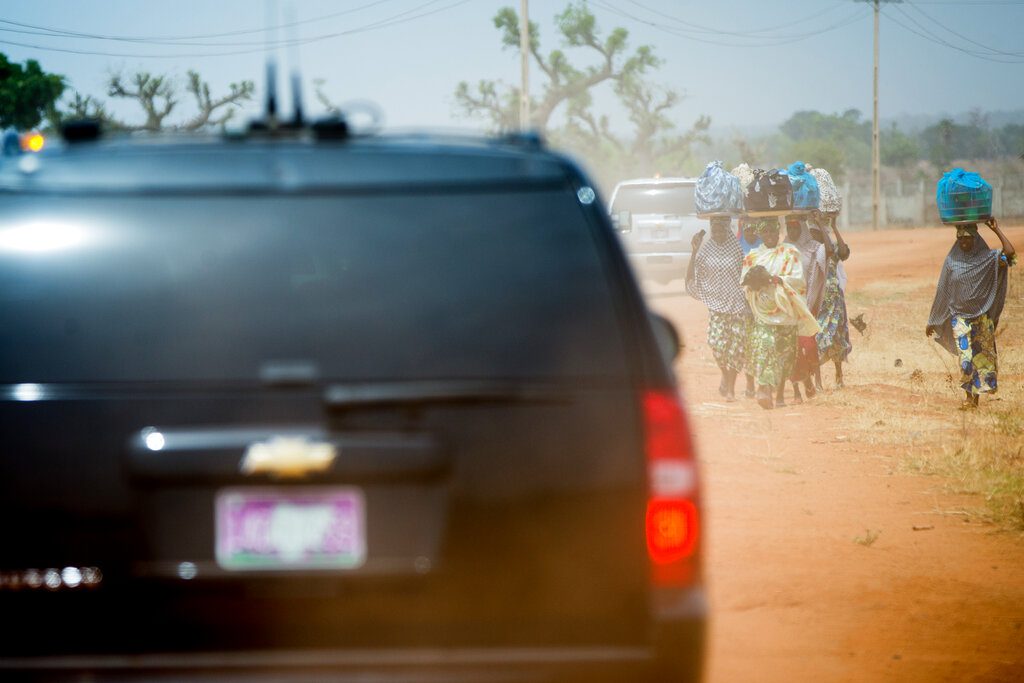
[612,184,695,216]
[0,188,628,383]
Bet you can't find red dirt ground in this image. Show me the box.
[646,226,1024,682]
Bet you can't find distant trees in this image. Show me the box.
[0,53,65,130]
[916,111,1021,167]
[777,109,871,179]
[780,109,870,147]
[922,118,958,169]
[785,138,848,181]
[740,108,1023,178]
[880,123,920,168]
[997,124,1024,160]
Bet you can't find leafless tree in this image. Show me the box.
[107,72,177,131]
[314,78,341,117]
[454,3,710,179]
[180,71,254,130]
[60,70,255,132]
[732,133,767,166]
[455,3,660,134]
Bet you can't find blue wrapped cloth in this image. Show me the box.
[787,161,820,210]
[936,168,992,224]
[738,228,761,255]
[695,160,744,214]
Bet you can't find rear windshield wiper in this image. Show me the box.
[323,380,571,410]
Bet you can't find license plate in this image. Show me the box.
[215,487,366,571]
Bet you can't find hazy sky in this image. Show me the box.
[2,0,1022,133]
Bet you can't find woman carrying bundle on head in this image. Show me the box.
[686,215,752,402]
[740,218,821,410]
[926,219,1016,409]
[808,211,853,388]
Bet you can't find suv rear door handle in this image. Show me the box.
[126,427,447,485]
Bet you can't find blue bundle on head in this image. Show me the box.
[936,168,992,225]
[695,160,744,214]
[786,161,820,210]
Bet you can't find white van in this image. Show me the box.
[608,177,706,285]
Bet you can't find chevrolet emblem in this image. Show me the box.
[240,436,337,479]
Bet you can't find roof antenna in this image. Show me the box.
[286,1,304,127]
[266,59,278,127]
[290,71,303,128]
[264,0,279,128]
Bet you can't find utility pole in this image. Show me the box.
[872,0,880,230]
[519,0,530,130]
[860,0,901,230]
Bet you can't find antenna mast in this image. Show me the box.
[286,0,304,127]
[264,0,279,127]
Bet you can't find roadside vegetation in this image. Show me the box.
[818,251,1024,531]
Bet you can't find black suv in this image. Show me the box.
[0,123,705,682]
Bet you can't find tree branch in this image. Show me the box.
[453,80,518,132]
[180,70,254,130]
[107,72,177,131]
[314,78,341,116]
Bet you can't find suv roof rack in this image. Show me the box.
[496,131,544,150]
[61,119,103,144]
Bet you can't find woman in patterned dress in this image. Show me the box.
[741,218,821,410]
[809,212,852,388]
[926,219,1016,408]
[686,216,751,401]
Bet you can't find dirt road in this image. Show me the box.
[646,226,1024,682]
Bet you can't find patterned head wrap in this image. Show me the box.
[751,218,779,235]
[710,215,732,231]
[956,224,979,238]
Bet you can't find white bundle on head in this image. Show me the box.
[730,163,754,194]
[808,167,842,213]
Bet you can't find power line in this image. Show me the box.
[883,5,1024,62]
[625,0,848,39]
[913,0,1024,4]
[0,0,474,59]
[605,1,866,45]
[588,0,869,48]
[0,0,399,43]
[0,25,329,48]
[903,0,1024,57]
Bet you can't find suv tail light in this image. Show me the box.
[643,390,700,586]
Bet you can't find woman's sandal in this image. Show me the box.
[959,394,980,410]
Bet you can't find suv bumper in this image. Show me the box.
[1,639,705,683]
[628,252,691,284]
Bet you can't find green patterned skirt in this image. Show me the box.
[749,322,798,388]
[953,314,998,395]
[816,269,852,364]
[707,311,750,373]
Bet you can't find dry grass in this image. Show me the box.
[818,261,1024,531]
[853,529,881,547]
